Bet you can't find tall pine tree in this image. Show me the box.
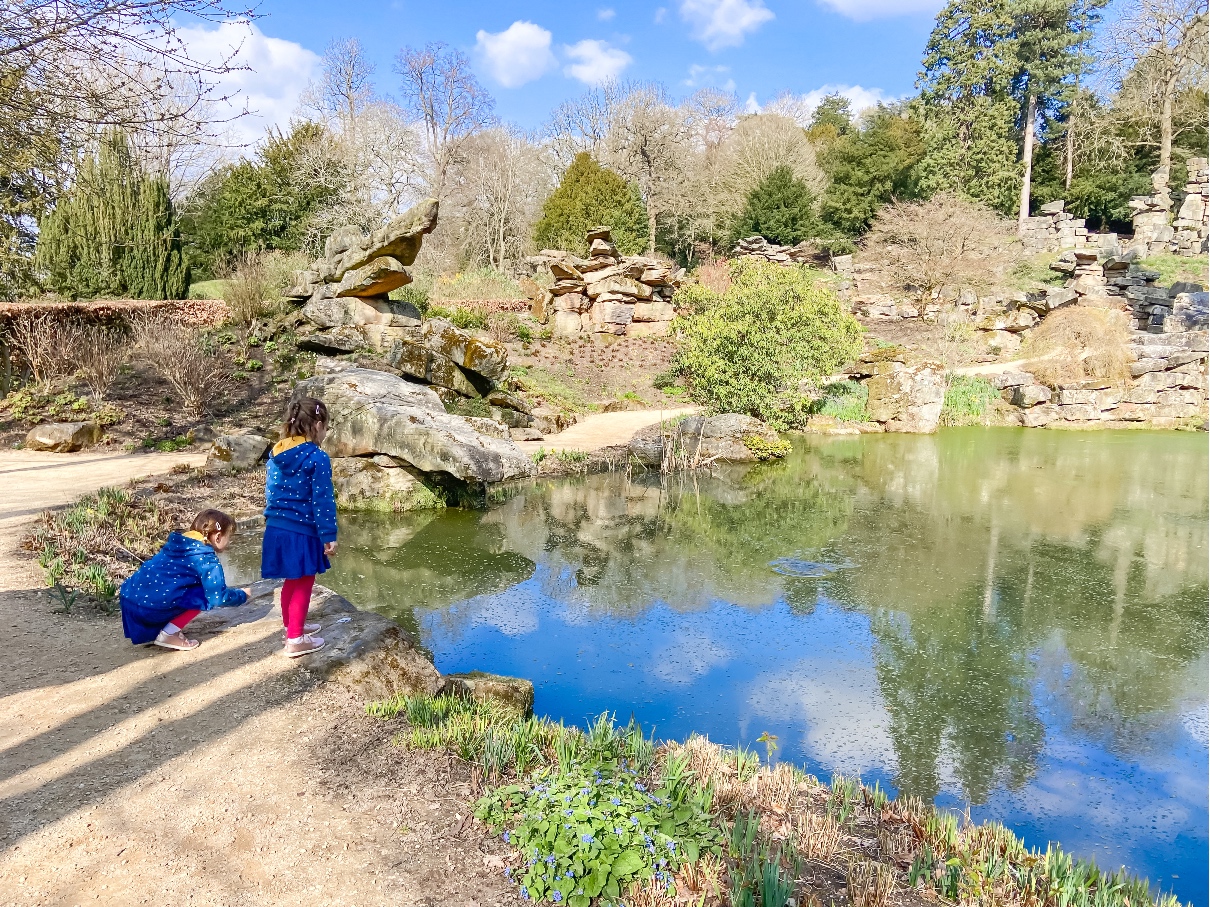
[730,165,818,246]
[36,130,188,299]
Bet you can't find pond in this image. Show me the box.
[228,428,1209,904]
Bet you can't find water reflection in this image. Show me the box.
[237,428,1207,901]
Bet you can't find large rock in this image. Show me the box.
[24,421,101,452]
[629,413,785,466]
[422,318,508,382]
[331,456,446,511]
[864,358,946,433]
[334,257,412,298]
[293,367,536,485]
[326,199,439,281]
[205,433,271,474]
[442,671,535,716]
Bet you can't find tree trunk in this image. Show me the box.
[1064,121,1074,191]
[1017,92,1037,231]
[646,202,657,255]
[1160,79,1174,174]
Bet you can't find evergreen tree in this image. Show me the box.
[914,0,1024,214]
[533,153,647,256]
[179,122,345,278]
[730,165,817,246]
[36,130,188,299]
[819,106,925,236]
[806,93,854,147]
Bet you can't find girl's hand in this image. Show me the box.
[324,541,338,556]
[240,587,254,598]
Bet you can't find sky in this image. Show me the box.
[178,0,954,146]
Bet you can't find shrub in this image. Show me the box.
[533,153,647,256]
[741,435,792,460]
[940,375,1000,426]
[862,193,1018,307]
[62,321,132,402]
[1025,306,1132,389]
[132,316,231,415]
[671,260,863,428]
[427,305,488,331]
[730,164,817,247]
[5,311,74,385]
[430,267,525,301]
[221,250,273,325]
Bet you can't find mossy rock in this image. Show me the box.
[442,671,535,716]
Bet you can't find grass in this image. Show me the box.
[809,380,869,422]
[1010,253,1067,290]
[1140,253,1208,287]
[429,267,526,301]
[426,304,489,331]
[187,278,229,300]
[367,692,1185,907]
[940,375,1002,427]
[510,365,591,414]
[21,486,187,603]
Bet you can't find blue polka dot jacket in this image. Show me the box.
[119,531,248,644]
[264,438,338,543]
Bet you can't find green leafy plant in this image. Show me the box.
[741,436,791,461]
[427,304,489,331]
[809,380,869,422]
[671,260,863,429]
[940,375,1001,426]
[533,152,647,256]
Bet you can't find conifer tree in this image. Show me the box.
[730,165,817,246]
[36,130,188,299]
[533,153,647,255]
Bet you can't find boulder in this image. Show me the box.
[328,199,439,281]
[1009,384,1052,407]
[442,671,535,715]
[864,359,946,433]
[629,414,784,465]
[422,318,508,383]
[293,367,536,485]
[330,456,445,511]
[24,421,101,452]
[990,371,1035,390]
[334,257,412,298]
[206,433,271,474]
[297,326,364,354]
[1018,404,1059,427]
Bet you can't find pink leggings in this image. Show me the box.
[165,609,201,632]
[280,576,316,639]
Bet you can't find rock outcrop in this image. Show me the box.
[205,433,271,474]
[24,421,101,452]
[292,363,536,490]
[628,413,787,467]
[848,350,946,433]
[527,227,684,338]
[283,200,534,433]
[731,236,815,265]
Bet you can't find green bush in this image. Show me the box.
[940,375,1000,426]
[426,305,488,331]
[534,153,647,256]
[730,164,817,247]
[741,435,792,460]
[809,380,869,422]
[671,260,863,429]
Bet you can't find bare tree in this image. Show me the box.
[710,113,824,218]
[862,193,1019,310]
[544,80,631,168]
[0,1,255,173]
[454,128,550,269]
[394,42,496,201]
[1102,0,1208,184]
[684,87,740,151]
[605,83,691,254]
[302,37,377,131]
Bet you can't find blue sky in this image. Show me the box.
[180,0,954,144]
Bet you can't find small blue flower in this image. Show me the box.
[503,831,511,842]
[667,841,676,852]
[630,816,640,825]
[610,797,621,806]
[552,892,563,903]
[564,809,573,817]
[581,833,595,844]
[521,887,530,900]
[635,783,646,791]
[545,855,556,864]
[566,869,575,878]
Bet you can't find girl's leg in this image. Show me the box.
[163,609,202,635]
[281,576,316,639]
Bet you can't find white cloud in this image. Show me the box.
[753,84,896,125]
[177,20,320,148]
[816,0,946,20]
[683,63,733,89]
[744,91,760,114]
[475,21,558,88]
[679,0,774,50]
[598,6,617,20]
[563,39,633,85]
[650,629,732,684]
[654,7,669,23]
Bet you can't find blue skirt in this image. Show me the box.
[261,526,330,580]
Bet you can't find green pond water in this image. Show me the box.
[229,428,1209,903]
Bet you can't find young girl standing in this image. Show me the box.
[263,396,338,657]
[120,509,250,650]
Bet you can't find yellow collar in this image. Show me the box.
[182,530,206,543]
[272,435,308,456]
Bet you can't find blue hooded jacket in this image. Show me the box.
[119,532,248,644]
[263,439,338,543]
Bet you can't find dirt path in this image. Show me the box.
[514,406,699,455]
[0,450,207,586]
[0,446,523,906]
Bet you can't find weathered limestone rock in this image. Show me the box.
[861,356,946,433]
[24,421,101,452]
[1009,384,1052,407]
[293,367,536,484]
[329,199,439,280]
[628,413,784,466]
[442,671,535,715]
[330,456,445,511]
[205,433,271,474]
[334,257,412,298]
[297,326,364,354]
[422,319,508,383]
